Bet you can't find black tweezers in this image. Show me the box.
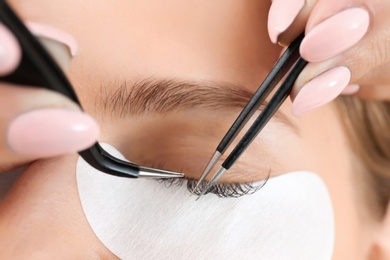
[0,2,183,179]
[193,34,308,198]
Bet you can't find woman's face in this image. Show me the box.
[0,0,373,258]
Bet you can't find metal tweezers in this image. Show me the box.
[193,34,308,199]
[0,2,183,179]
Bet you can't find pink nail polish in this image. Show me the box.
[300,8,370,62]
[292,67,351,115]
[26,21,78,57]
[341,84,360,95]
[268,0,305,44]
[7,109,99,157]
[0,24,22,75]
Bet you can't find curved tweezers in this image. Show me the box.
[0,2,183,179]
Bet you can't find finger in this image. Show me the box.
[291,1,390,115]
[0,23,98,172]
[356,61,390,86]
[0,84,99,173]
[267,0,318,46]
[353,85,390,101]
[0,24,21,75]
[305,0,374,32]
[25,21,78,71]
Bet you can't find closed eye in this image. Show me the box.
[155,171,271,198]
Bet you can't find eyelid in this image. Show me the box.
[147,158,271,198]
[132,148,272,197]
[143,157,272,184]
[156,176,269,198]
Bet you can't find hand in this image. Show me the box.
[0,22,99,173]
[267,0,390,115]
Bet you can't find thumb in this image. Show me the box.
[0,23,99,172]
[268,0,319,46]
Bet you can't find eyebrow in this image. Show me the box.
[96,78,297,130]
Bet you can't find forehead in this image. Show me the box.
[12,0,280,89]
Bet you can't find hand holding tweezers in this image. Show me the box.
[0,2,183,179]
[193,34,308,198]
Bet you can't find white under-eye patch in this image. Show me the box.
[77,143,334,260]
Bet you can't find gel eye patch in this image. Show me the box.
[77,144,335,260]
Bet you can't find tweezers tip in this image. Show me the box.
[195,184,210,201]
[191,151,222,193]
[195,166,228,200]
[138,166,185,179]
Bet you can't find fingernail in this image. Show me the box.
[292,67,351,115]
[26,22,78,71]
[268,0,305,44]
[7,109,99,157]
[0,24,22,75]
[341,84,360,95]
[300,8,370,62]
[26,21,78,57]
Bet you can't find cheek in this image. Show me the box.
[271,102,352,175]
[0,156,117,259]
[285,104,364,259]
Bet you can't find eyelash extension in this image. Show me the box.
[189,179,268,198]
[156,175,269,198]
[144,160,270,198]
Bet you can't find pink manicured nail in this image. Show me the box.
[0,24,22,75]
[292,67,351,115]
[26,21,78,57]
[268,0,305,43]
[341,84,360,95]
[7,109,99,157]
[300,8,370,62]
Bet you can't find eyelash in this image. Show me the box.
[146,161,269,198]
[156,178,268,198]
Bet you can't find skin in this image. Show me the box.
[276,0,390,101]
[0,0,389,259]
